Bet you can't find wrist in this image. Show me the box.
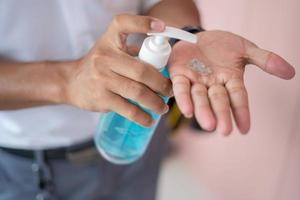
[45,60,80,105]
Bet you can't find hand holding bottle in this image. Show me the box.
[65,14,172,127]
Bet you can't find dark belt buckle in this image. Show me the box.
[66,147,99,165]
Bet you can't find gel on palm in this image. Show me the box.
[94,27,197,164]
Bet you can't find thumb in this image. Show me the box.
[245,41,295,80]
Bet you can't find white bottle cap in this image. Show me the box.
[138,26,198,70]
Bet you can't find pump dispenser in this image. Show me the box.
[94,27,197,164]
[139,26,197,70]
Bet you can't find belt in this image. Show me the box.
[0,140,98,162]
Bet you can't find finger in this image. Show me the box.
[169,65,198,83]
[225,79,250,134]
[109,14,165,35]
[208,85,232,136]
[245,41,295,80]
[109,73,169,115]
[172,75,193,118]
[108,92,153,127]
[191,83,216,131]
[109,54,172,97]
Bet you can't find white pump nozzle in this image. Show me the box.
[138,26,198,70]
[148,26,198,44]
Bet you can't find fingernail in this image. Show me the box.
[150,20,165,31]
[185,113,193,118]
[163,105,169,114]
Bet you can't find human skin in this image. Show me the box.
[168,31,295,135]
[0,0,295,134]
[0,0,200,127]
[0,15,172,127]
[148,0,295,135]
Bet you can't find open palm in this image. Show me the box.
[168,30,295,135]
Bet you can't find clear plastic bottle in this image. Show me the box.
[94,27,197,164]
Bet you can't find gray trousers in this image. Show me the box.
[0,119,169,200]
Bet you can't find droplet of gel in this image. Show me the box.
[188,58,212,75]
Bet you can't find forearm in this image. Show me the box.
[0,60,74,110]
[147,0,201,28]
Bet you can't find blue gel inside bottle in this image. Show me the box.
[94,67,169,164]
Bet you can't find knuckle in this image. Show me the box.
[208,86,227,100]
[226,80,246,95]
[135,17,151,31]
[134,65,147,79]
[193,90,207,97]
[112,14,123,27]
[161,79,171,92]
[91,49,113,66]
[172,75,187,85]
[192,84,207,96]
[131,83,146,100]
[227,85,246,95]
[123,81,146,101]
[209,91,226,100]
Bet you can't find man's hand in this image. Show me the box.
[169,30,295,135]
[0,14,172,127]
[66,14,172,127]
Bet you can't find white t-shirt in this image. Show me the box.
[0,0,159,149]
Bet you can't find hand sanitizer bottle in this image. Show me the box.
[94,27,197,164]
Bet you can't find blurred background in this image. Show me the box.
[157,0,300,199]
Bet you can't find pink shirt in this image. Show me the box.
[178,0,300,199]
